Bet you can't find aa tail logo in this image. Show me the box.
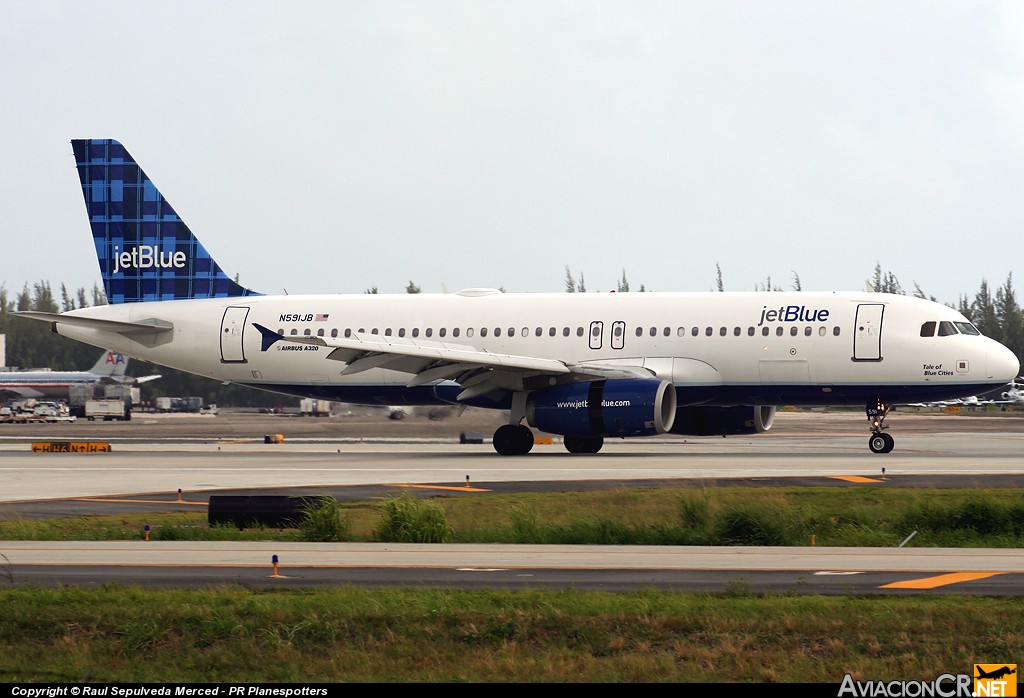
[104,352,126,365]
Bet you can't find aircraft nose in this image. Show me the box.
[988,342,1021,382]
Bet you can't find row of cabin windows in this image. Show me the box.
[278,325,843,339]
[635,325,841,338]
[920,320,981,337]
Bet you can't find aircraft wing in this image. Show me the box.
[253,323,652,400]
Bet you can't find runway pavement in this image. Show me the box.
[1,411,1023,595]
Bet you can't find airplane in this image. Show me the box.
[997,378,1024,405]
[975,666,1016,681]
[13,139,1022,455]
[0,349,160,401]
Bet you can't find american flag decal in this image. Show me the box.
[315,314,329,321]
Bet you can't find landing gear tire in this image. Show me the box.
[564,435,604,454]
[868,432,894,454]
[492,424,535,455]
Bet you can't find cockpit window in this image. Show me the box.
[954,322,981,336]
[937,321,958,336]
[920,321,936,337]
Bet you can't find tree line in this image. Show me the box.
[1,265,1021,407]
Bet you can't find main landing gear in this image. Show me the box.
[491,425,605,455]
[563,435,604,454]
[492,424,534,456]
[866,400,895,454]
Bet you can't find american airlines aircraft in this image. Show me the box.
[15,139,1021,455]
[0,349,158,400]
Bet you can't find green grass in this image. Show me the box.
[3,487,1023,682]
[0,587,1021,682]
[4,486,1024,547]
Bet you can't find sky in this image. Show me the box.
[1,1,1022,307]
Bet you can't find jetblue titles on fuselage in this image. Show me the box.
[758,304,830,326]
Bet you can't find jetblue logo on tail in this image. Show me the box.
[72,138,259,304]
[111,245,186,275]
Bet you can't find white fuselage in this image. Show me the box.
[53,290,1020,409]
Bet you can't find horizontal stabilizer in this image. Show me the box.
[13,311,174,348]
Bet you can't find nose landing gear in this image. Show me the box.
[866,400,894,453]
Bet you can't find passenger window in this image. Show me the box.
[331,329,338,338]
[535,327,543,337]
[521,327,529,337]
[677,327,686,337]
[818,327,826,337]
[576,327,584,337]
[410,328,418,338]
[938,321,958,336]
[344,329,352,338]
[452,328,460,338]
[317,329,324,337]
[509,327,515,337]
[747,327,755,336]
[303,329,311,336]
[425,328,433,337]
[549,327,557,337]
[384,328,392,336]
[733,327,741,336]
[719,327,727,336]
[650,327,657,337]
[691,327,699,337]
[465,328,473,337]
[562,327,570,337]
[761,327,769,336]
[663,327,670,337]
[481,327,488,337]
[789,327,798,336]
[920,321,936,337]
[833,326,841,336]
[776,327,783,336]
[439,328,447,337]
[705,327,713,337]
[804,327,812,336]
[399,328,406,337]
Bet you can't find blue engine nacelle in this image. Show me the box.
[670,405,776,436]
[526,379,677,437]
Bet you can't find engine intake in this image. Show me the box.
[526,379,677,437]
[670,405,776,436]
